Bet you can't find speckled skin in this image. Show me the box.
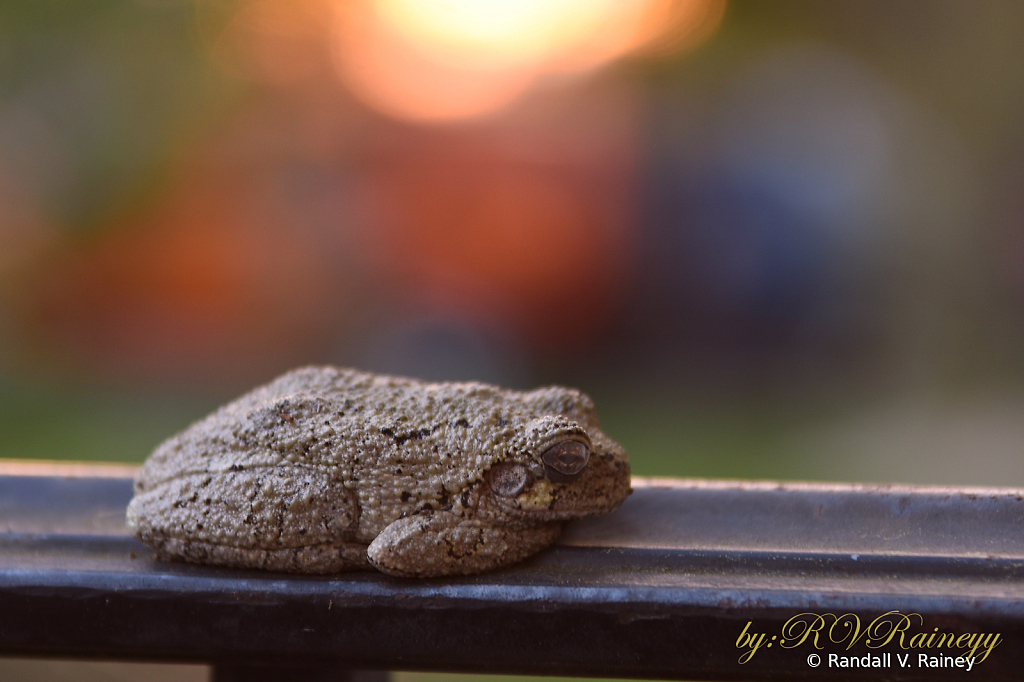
[127,366,631,577]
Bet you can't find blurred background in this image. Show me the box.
[4,0,1024,480]
[4,0,1024,485]
[3,0,1024,680]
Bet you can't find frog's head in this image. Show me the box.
[485,416,631,520]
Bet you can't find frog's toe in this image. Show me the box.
[367,513,561,577]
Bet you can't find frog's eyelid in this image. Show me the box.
[541,440,590,483]
[488,463,528,497]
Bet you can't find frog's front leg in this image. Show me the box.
[367,512,562,577]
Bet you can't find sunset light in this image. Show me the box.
[332,0,726,122]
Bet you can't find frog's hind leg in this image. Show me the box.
[128,468,368,573]
[148,536,370,573]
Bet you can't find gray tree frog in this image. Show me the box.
[126,366,631,577]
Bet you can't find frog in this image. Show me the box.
[126,366,631,577]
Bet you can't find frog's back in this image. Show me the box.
[127,366,629,575]
[129,367,582,552]
[134,366,544,490]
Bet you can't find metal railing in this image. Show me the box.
[1,460,1022,680]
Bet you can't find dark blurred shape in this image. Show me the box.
[357,312,530,386]
[627,41,978,392]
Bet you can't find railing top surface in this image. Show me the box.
[1,460,1021,680]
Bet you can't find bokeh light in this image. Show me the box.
[331,0,725,122]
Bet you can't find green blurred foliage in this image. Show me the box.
[592,389,799,480]
[0,375,219,462]
[0,0,241,231]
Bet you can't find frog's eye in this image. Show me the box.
[489,463,528,497]
[541,440,590,483]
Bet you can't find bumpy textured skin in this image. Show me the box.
[127,366,631,577]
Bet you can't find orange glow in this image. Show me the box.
[0,169,53,282]
[29,168,349,383]
[332,1,536,122]
[360,108,638,348]
[332,0,726,122]
[376,0,630,70]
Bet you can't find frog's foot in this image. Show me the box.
[367,512,562,577]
